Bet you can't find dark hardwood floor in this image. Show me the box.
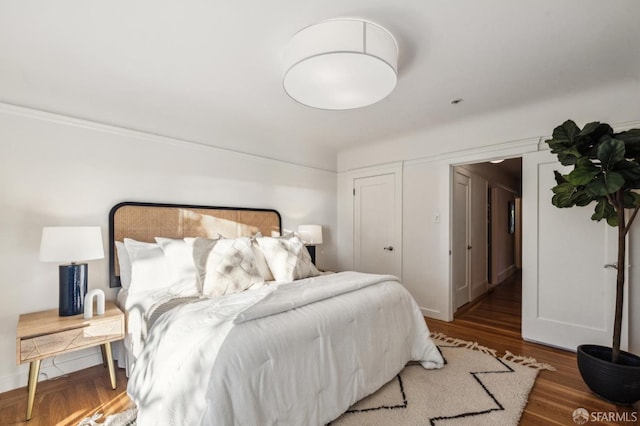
[1,274,638,425]
[426,273,639,425]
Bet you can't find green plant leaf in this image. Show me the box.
[617,129,640,157]
[597,138,625,170]
[566,167,599,186]
[547,121,640,230]
[623,191,640,208]
[553,170,567,185]
[614,160,640,188]
[551,181,574,194]
[552,191,575,207]
[557,151,581,166]
[545,120,580,151]
[576,157,598,168]
[565,159,599,185]
[556,120,580,140]
[593,123,614,139]
[587,172,624,196]
[591,198,616,222]
[571,189,595,207]
[616,129,640,144]
[579,121,601,136]
[551,180,578,207]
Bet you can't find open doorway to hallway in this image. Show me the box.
[451,157,522,319]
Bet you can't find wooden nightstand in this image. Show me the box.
[16,301,124,421]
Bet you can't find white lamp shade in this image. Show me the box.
[298,225,323,245]
[283,18,398,110]
[39,226,104,263]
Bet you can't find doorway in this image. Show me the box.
[451,158,522,313]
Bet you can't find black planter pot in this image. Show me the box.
[577,344,640,405]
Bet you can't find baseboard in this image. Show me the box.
[470,279,489,300]
[0,347,103,394]
[522,336,576,353]
[496,264,516,284]
[421,307,447,321]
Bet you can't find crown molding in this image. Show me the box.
[0,102,336,175]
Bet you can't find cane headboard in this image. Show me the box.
[108,202,282,288]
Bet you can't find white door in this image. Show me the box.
[353,173,401,277]
[522,150,628,351]
[452,171,471,310]
[469,176,488,301]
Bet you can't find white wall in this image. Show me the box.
[0,104,337,393]
[337,80,640,353]
[491,186,516,284]
[402,159,451,320]
[337,81,639,172]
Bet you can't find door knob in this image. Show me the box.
[383,246,394,251]
[604,263,618,269]
[467,245,472,250]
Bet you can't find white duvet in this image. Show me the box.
[128,271,444,425]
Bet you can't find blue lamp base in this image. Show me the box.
[307,245,316,265]
[59,263,88,316]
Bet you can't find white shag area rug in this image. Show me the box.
[79,333,553,426]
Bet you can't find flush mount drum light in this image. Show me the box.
[283,18,398,110]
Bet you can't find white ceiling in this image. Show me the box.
[1,1,639,171]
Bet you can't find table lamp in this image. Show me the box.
[39,226,104,316]
[298,225,323,265]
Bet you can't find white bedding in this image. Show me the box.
[115,287,181,374]
[127,271,444,425]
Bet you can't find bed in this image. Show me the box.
[109,202,444,426]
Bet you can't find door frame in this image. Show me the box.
[452,169,472,309]
[353,173,402,277]
[446,139,539,320]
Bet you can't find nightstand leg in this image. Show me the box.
[103,342,116,389]
[26,359,41,421]
[100,344,107,367]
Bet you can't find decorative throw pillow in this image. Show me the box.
[192,237,265,297]
[191,237,218,290]
[250,233,274,282]
[115,241,132,289]
[155,237,199,296]
[256,234,321,282]
[123,238,172,294]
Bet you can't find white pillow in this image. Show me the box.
[256,234,321,282]
[192,237,265,297]
[191,237,218,290]
[123,238,171,294]
[115,241,132,289]
[250,233,274,281]
[154,237,199,296]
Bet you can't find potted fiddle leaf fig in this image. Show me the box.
[546,119,640,404]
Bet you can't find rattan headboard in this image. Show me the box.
[108,202,281,287]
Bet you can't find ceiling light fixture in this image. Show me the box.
[490,159,505,164]
[283,18,398,110]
